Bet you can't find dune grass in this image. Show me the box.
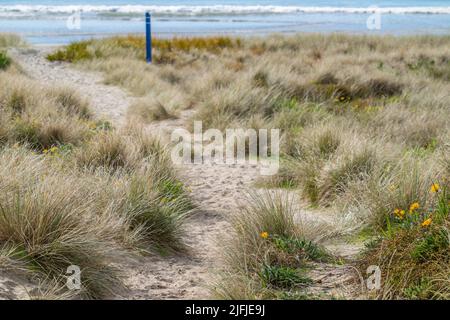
[213,191,331,299]
[0,33,25,48]
[46,33,450,299]
[361,186,449,299]
[8,33,449,300]
[47,35,241,63]
[0,51,11,70]
[0,41,192,298]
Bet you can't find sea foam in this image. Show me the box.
[1,5,450,17]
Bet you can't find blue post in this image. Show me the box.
[145,12,152,63]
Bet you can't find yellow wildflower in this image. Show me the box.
[394,208,405,219]
[260,232,269,239]
[430,183,440,193]
[421,218,432,228]
[409,202,420,213]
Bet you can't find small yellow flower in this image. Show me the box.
[421,218,432,228]
[43,149,48,154]
[260,231,269,239]
[430,183,440,193]
[409,202,420,213]
[394,208,405,219]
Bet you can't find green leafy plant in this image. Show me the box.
[0,51,11,70]
[260,264,312,289]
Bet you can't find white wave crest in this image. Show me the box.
[1,5,450,17]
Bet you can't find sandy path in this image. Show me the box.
[11,47,132,125]
[7,47,362,300]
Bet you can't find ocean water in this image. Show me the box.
[1,0,450,44]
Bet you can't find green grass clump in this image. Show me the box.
[125,172,192,253]
[260,264,312,289]
[272,235,331,263]
[47,41,94,62]
[0,51,11,70]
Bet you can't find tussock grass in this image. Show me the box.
[47,36,241,63]
[0,34,25,72]
[128,99,176,123]
[0,56,192,298]
[75,131,130,171]
[0,72,91,150]
[361,187,449,299]
[0,147,122,299]
[0,33,26,48]
[123,168,192,253]
[214,191,330,299]
[52,33,450,299]
[47,87,91,119]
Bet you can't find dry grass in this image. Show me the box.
[0,147,123,299]
[0,71,91,150]
[46,33,450,299]
[0,41,192,298]
[213,191,331,299]
[361,187,449,299]
[127,98,176,123]
[0,33,25,48]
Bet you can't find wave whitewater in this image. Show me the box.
[1,5,450,18]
